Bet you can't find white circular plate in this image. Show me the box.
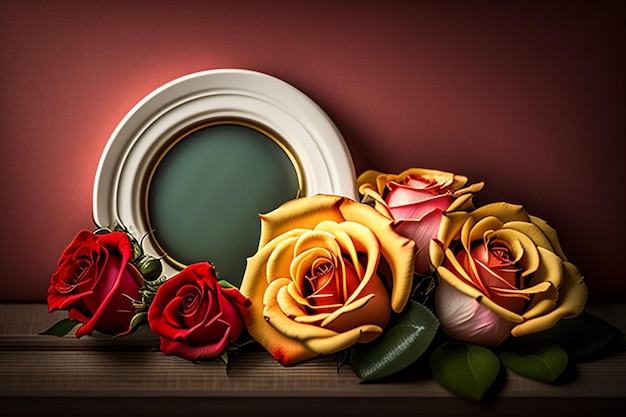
[93,69,357,282]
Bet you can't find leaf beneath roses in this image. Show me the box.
[429,342,500,402]
[499,343,568,383]
[507,312,621,360]
[39,318,79,337]
[349,301,439,382]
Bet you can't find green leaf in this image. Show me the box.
[39,318,79,337]
[508,312,621,360]
[349,301,439,381]
[430,342,500,402]
[499,343,568,383]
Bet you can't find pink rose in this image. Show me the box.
[430,202,588,346]
[357,168,483,274]
[147,262,250,361]
[47,230,143,337]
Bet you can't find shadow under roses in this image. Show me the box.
[36,326,160,352]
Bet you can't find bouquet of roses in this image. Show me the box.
[43,167,622,401]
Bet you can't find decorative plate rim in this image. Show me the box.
[92,68,357,279]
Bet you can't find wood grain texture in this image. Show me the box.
[1,303,624,416]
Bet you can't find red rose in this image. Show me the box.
[147,262,250,361]
[47,230,143,337]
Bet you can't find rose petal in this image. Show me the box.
[315,221,364,277]
[355,169,387,195]
[286,281,315,309]
[522,284,559,320]
[528,215,568,260]
[358,186,394,219]
[528,246,565,289]
[436,262,524,324]
[512,261,587,336]
[221,286,252,308]
[293,230,341,258]
[435,279,514,346]
[290,246,338,304]
[471,202,532,224]
[503,220,562,256]
[294,313,330,325]
[444,248,490,295]
[389,195,451,222]
[316,220,380,308]
[263,278,338,340]
[303,324,384,354]
[240,233,322,365]
[385,182,441,208]
[395,210,444,273]
[75,233,136,338]
[266,234,300,283]
[436,211,466,247]
[321,270,391,334]
[462,216,503,249]
[320,293,375,328]
[159,326,231,361]
[368,168,468,196]
[339,200,415,313]
[451,181,485,198]
[276,285,308,318]
[447,192,474,212]
[484,229,540,279]
[257,196,346,248]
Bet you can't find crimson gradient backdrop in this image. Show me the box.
[1,0,624,301]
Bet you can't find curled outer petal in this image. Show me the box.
[357,168,472,197]
[337,198,416,312]
[513,261,587,336]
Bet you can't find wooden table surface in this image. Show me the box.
[1,302,624,416]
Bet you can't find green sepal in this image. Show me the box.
[507,312,621,360]
[219,350,230,375]
[499,343,569,383]
[227,338,258,352]
[219,350,229,365]
[349,301,439,382]
[125,232,144,262]
[218,280,237,289]
[133,255,161,282]
[129,311,148,331]
[39,318,79,337]
[430,342,500,402]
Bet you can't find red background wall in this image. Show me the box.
[1,0,624,301]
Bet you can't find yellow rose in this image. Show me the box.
[239,194,416,366]
[430,202,588,346]
[357,168,483,274]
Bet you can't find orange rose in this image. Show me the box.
[430,202,588,346]
[239,194,415,365]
